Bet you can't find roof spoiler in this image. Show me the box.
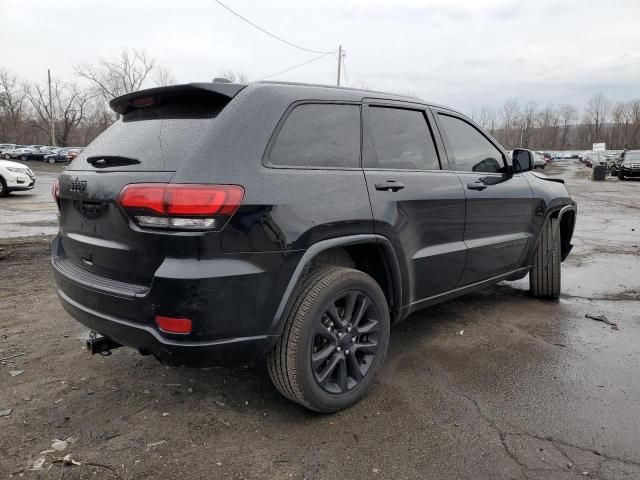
[109,83,247,115]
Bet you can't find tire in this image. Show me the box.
[0,177,8,197]
[530,217,561,299]
[4,154,10,159]
[618,173,625,181]
[267,266,390,413]
[48,157,56,164]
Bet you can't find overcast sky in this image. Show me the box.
[2,0,639,113]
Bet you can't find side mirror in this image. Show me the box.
[512,148,533,173]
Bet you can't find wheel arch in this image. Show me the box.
[536,203,577,262]
[269,235,404,339]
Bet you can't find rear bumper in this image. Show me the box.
[57,288,274,366]
[51,235,303,366]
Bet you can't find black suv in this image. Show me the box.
[51,81,577,412]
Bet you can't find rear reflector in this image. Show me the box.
[155,316,192,334]
[118,183,244,231]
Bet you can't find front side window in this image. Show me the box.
[367,107,440,170]
[269,103,361,168]
[437,114,504,173]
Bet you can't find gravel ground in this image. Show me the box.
[1,161,639,479]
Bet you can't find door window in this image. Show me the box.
[437,114,504,173]
[366,107,440,170]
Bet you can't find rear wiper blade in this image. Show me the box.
[87,156,141,168]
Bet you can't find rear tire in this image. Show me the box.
[267,266,390,413]
[530,217,561,299]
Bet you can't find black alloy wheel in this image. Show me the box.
[311,290,380,394]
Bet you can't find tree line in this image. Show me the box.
[469,94,640,151]
[3,50,640,151]
[0,49,175,147]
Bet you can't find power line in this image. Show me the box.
[213,0,333,55]
[257,52,335,80]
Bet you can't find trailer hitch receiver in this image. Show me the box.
[86,331,122,356]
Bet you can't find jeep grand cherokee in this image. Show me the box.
[51,81,576,412]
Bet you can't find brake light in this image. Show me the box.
[155,315,192,334]
[118,183,244,230]
[52,179,60,206]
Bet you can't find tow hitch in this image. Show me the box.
[86,331,122,356]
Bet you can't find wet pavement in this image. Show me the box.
[0,162,59,238]
[0,161,639,479]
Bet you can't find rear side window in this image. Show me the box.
[366,107,440,170]
[437,114,504,173]
[269,103,361,168]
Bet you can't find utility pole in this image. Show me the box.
[336,45,342,86]
[47,69,55,146]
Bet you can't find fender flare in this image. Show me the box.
[535,203,577,261]
[268,234,403,337]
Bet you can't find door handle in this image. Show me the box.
[375,181,405,192]
[466,182,487,191]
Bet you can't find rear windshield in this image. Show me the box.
[69,92,231,172]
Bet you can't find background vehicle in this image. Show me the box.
[0,159,35,196]
[51,82,576,412]
[533,152,547,168]
[0,143,16,154]
[4,146,33,161]
[618,150,640,180]
[44,148,71,163]
[65,148,82,161]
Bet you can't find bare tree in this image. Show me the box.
[499,99,521,148]
[558,104,577,149]
[28,79,92,146]
[519,101,538,148]
[75,48,156,100]
[0,68,29,142]
[154,65,176,87]
[216,70,248,83]
[584,93,609,143]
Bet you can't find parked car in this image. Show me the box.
[65,148,82,161]
[0,159,35,196]
[27,146,57,161]
[0,144,17,154]
[533,152,547,169]
[4,146,34,161]
[618,150,640,180]
[44,148,71,163]
[51,82,577,412]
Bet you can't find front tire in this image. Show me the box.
[530,217,561,299]
[0,177,8,197]
[267,266,390,413]
[48,157,56,164]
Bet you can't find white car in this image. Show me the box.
[533,153,547,169]
[0,159,35,196]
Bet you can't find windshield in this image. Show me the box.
[625,152,640,161]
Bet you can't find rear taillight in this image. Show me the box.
[52,179,60,207]
[118,183,244,231]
